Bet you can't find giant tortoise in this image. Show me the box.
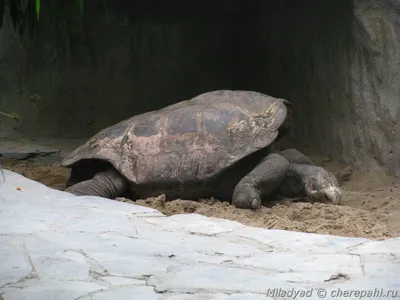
[62,90,342,209]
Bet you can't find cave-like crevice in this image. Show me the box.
[2,0,400,174]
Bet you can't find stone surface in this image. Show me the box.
[0,139,60,163]
[0,169,399,300]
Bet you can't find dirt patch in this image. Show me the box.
[130,196,389,239]
[2,159,70,190]
[2,157,400,240]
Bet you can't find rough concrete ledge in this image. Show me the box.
[0,170,399,300]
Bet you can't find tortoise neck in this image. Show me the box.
[287,163,315,181]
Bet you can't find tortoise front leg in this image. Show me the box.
[65,168,129,199]
[232,153,289,210]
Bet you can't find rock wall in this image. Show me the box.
[350,0,400,174]
[256,0,400,174]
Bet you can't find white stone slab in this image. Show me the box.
[0,170,399,300]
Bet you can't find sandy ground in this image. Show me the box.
[2,155,400,241]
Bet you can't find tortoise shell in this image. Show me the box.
[62,90,293,184]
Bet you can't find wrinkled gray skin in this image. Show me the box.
[62,90,342,210]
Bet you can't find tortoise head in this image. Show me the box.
[304,166,343,204]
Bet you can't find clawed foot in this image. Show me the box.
[232,184,262,210]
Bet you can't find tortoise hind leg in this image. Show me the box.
[65,168,129,199]
[232,153,289,210]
